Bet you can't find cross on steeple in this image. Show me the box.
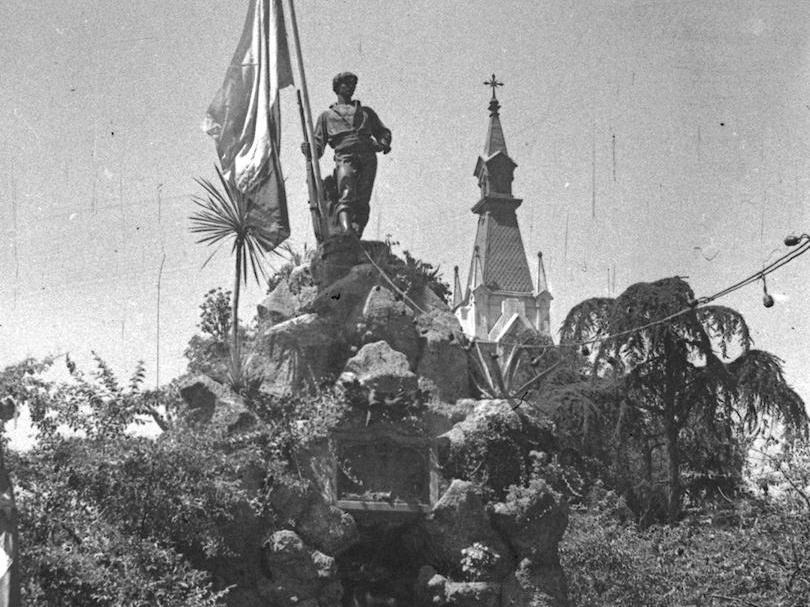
[483,74,503,117]
[484,74,503,97]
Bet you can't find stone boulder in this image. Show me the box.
[500,558,569,607]
[414,565,448,605]
[178,375,256,433]
[445,581,501,607]
[409,281,451,315]
[415,308,469,402]
[257,279,297,324]
[437,399,556,496]
[257,263,319,324]
[178,374,226,423]
[267,478,358,558]
[436,399,522,470]
[248,313,344,394]
[295,494,359,556]
[340,341,419,401]
[490,480,568,562]
[306,263,379,325]
[492,481,569,607]
[352,285,421,368]
[262,530,341,607]
[421,480,513,580]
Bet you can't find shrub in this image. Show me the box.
[562,496,810,606]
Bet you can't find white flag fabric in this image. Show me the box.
[204,0,294,249]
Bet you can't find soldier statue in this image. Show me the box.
[302,72,392,237]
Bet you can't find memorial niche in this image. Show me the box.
[335,433,434,511]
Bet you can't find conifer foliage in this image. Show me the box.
[560,276,807,521]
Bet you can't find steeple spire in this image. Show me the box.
[536,251,549,293]
[474,74,517,201]
[483,74,508,157]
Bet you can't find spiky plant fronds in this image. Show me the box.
[465,337,561,404]
[190,166,279,391]
[190,166,276,286]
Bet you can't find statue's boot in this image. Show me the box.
[338,210,356,236]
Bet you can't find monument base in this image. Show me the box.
[310,235,388,288]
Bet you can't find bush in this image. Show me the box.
[562,495,810,606]
[12,429,246,606]
[2,355,277,605]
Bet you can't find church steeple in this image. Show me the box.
[466,77,532,295]
[455,76,553,343]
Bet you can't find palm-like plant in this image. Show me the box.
[190,167,275,390]
[561,276,807,521]
[465,336,561,403]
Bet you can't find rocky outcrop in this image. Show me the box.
[249,242,470,403]
[340,341,419,402]
[261,530,342,607]
[410,478,568,607]
[436,399,557,497]
[501,558,569,607]
[178,239,568,607]
[493,481,569,607]
[178,374,256,432]
[355,285,421,368]
[416,309,469,402]
[257,263,318,324]
[422,480,514,580]
[491,481,568,562]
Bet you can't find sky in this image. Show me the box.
[1,1,809,446]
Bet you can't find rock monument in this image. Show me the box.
[180,237,569,606]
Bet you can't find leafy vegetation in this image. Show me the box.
[382,237,452,305]
[3,356,236,605]
[184,288,235,380]
[2,348,349,606]
[562,491,810,607]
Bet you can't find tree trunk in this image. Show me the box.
[231,246,243,388]
[664,417,681,523]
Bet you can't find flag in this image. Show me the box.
[204,0,294,250]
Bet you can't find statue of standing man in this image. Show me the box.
[302,72,391,237]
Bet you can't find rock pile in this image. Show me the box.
[179,239,569,607]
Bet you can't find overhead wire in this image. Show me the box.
[517,238,810,351]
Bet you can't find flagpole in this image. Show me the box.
[297,89,324,242]
[286,0,327,238]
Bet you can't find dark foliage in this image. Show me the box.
[1,353,351,605]
[558,276,807,521]
[562,495,810,606]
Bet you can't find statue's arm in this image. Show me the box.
[367,107,392,152]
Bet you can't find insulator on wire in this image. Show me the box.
[784,234,801,247]
[761,276,774,308]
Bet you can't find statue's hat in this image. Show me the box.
[332,71,358,92]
